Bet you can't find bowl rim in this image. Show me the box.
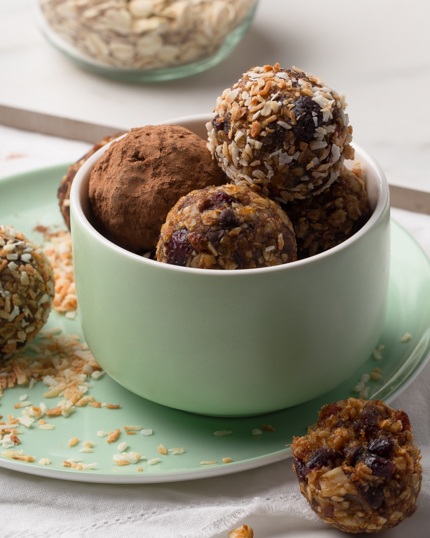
[70,113,390,277]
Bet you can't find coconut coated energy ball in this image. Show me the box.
[207,63,354,201]
[286,166,371,259]
[292,398,422,533]
[0,226,55,361]
[156,184,297,269]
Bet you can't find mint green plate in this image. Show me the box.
[1,165,429,483]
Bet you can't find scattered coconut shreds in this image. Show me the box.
[168,448,185,455]
[401,333,413,343]
[370,367,382,381]
[68,437,79,447]
[157,444,167,455]
[39,423,55,430]
[213,430,232,436]
[113,452,142,465]
[83,441,94,448]
[200,461,217,465]
[373,345,385,360]
[0,331,102,395]
[79,447,94,453]
[106,404,120,409]
[97,431,108,438]
[38,458,51,465]
[42,230,77,315]
[141,429,153,436]
[2,449,35,462]
[19,394,28,401]
[124,425,142,431]
[91,370,105,380]
[117,441,128,452]
[148,458,160,466]
[252,429,263,436]
[359,386,370,399]
[262,425,275,432]
[14,401,31,409]
[222,457,233,463]
[107,429,121,444]
[137,467,143,472]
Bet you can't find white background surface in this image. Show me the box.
[1,0,430,192]
[1,1,430,536]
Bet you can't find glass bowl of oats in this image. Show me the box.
[34,0,259,81]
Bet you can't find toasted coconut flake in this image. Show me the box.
[168,448,185,455]
[213,430,232,436]
[200,461,218,465]
[97,430,107,437]
[222,457,233,463]
[251,428,263,436]
[157,444,167,455]
[68,437,79,447]
[124,425,142,431]
[401,333,413,342]
[262,425,275,432]
[39,423,55,430]
[148,458,160,466]
[38,457,51,465]
[141,429,153,436]
[117,441,128,452]
[107,429,120,444]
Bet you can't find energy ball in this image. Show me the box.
[89,125,227,253]
[58,132,126,230]
[156,184,297,269]
[292,398,422,533]
[286,166,371,259]
[207,63,354,201]
[0,226,55,361]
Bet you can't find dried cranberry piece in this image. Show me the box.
[363,485,385,510]
[368,437,394,458]
[166,229,192,266]
[293,457,307,483]
[212,116,224,131]
[395,409,411,431]
[206,229,225,247]
[292,96,323,143]
[219,208,239,229]
[353,405,380,440]
[306,448,341,471]
[344,445,366,466]
[199,192,237,212]
[365,454,394,478]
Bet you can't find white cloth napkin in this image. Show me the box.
[0,126,430,537]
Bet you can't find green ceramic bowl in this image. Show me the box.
[70,114,390,417]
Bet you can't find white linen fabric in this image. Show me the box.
[0,126,429,537]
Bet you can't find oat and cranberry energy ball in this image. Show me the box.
[156,184,297,269]
[0,226,55,361]
[292,398,422,533]
[207,63,354,202]
[58,132,125,229]
[286,166,371,259]
[89,125,226,253]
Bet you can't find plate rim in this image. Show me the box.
[0,165,429,484]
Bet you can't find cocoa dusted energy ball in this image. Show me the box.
[0,226,55,361]
[292,398,422,533]
[207,63,354,201]
[286,166,371,259]
[156,184,297,269]
[58,132,125,230]
[89,125,227,253]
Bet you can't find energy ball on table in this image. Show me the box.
[286,166,371,259]
[58,132,125,230]
[292,398,422,533]
[0,226,55,361]
[89,125,227,253]
[207,63,354,201]
[156,184,297,269]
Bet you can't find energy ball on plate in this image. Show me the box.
[292,398,422,533]
[156,184,297,269]
[0,225,55,361]
[89,125,227,253]
[286,166,371,259]
[207,63,354,201]
[58,132,126,230]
